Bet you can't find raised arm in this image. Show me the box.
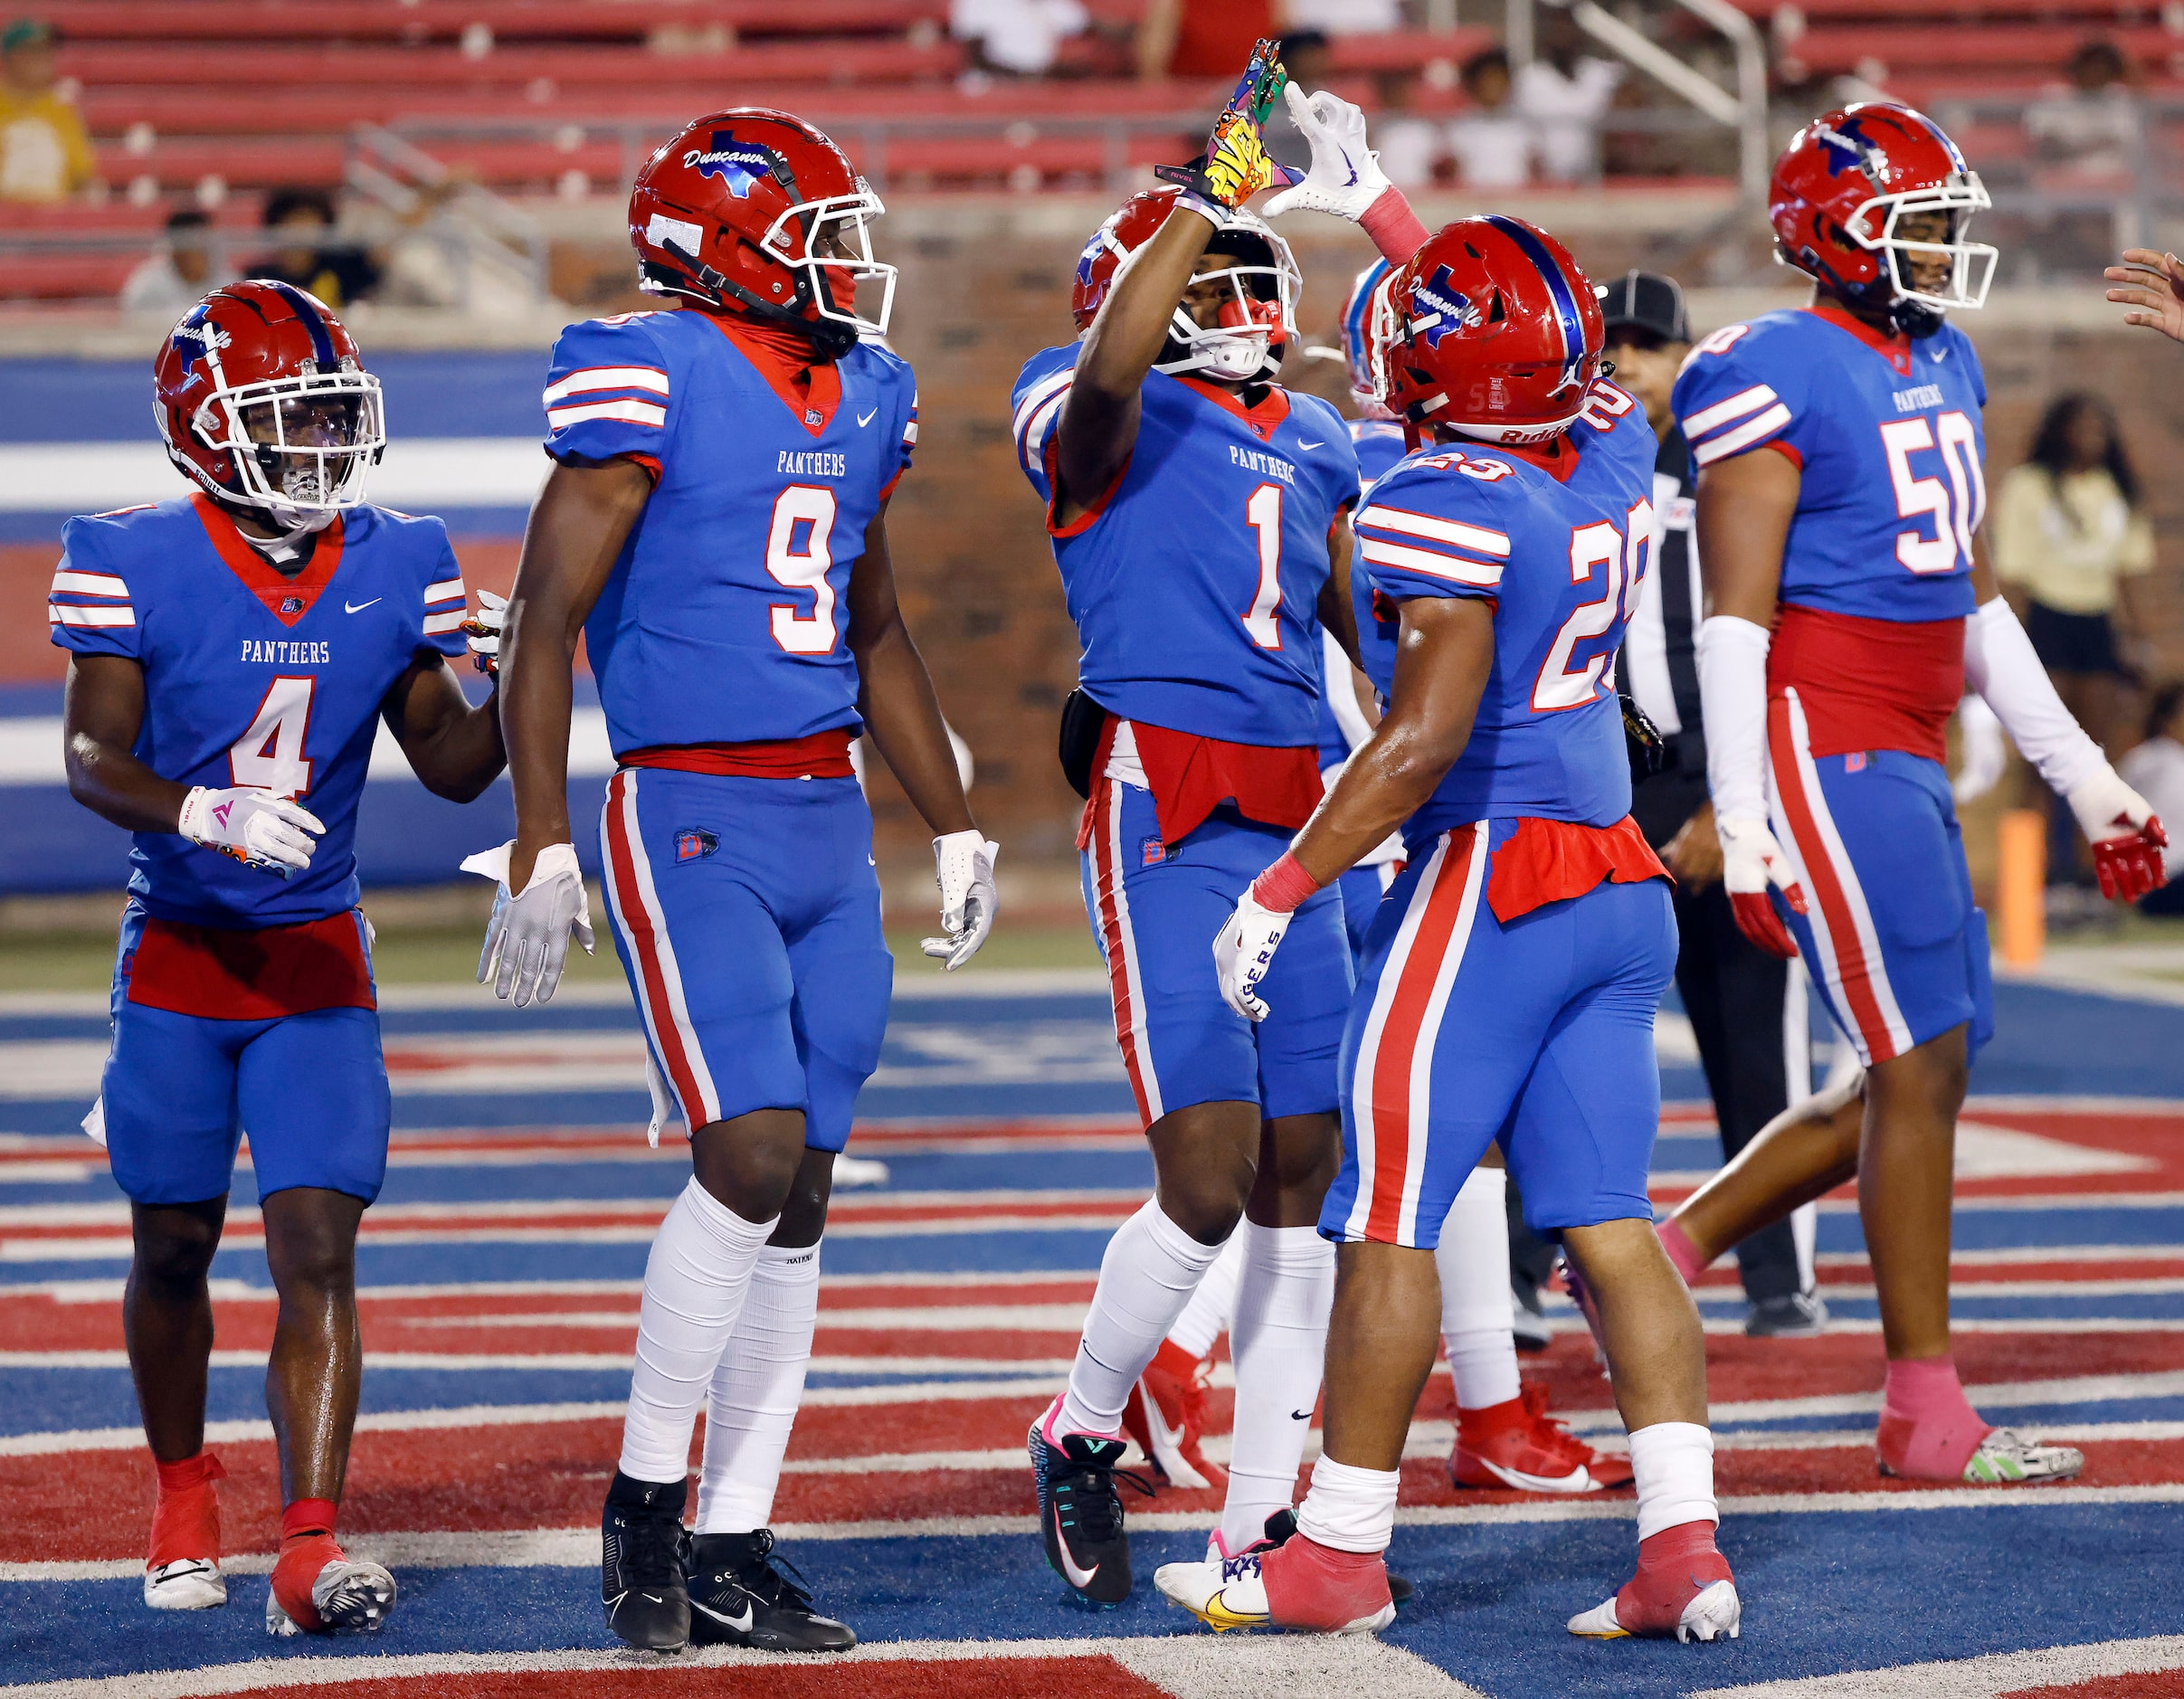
[845,506,999,970]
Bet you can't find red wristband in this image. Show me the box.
[1359,186,1430,267]
[1250,851,1323,915]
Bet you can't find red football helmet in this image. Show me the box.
[629,109,894,357]
[1771,101,1994,333]
[152,280,385,522]
[1368,215,1605,445]
[1071,185,1299,383]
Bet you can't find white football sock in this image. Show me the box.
[1436,1165,1521,1411]
[1296,1455,1400,1554]
[1220,1220,1334,1552]
[617,1177,779,1484]
[1057,1200,1221,1438]
[1168,1230,1243,1359]
[1629,1421,1718,1541]
[694,1238,821,1534]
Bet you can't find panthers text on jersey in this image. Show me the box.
[545,308,918,755]
[1012,346,1362,755]
[1672,305,1986,761]
[49,494,467,931]
[1353,378,1658,839]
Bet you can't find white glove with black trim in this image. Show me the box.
[461,839,595,1007]
[178,785,325,875]
[923,831,999,971]
[1264,83,1389,222]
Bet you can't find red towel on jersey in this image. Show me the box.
[1075,713,1323,850]
[126,912,375,1020]
[1486,815,1670,924]
[1769,603,1963,764]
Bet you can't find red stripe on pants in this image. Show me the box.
[1088,780,1156,1127]
[603,770,711,1126]
[1767,697,1899,1064]
[1364,827,1477,1243]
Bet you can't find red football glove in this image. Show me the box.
[1716,815,1807,960]
[2067,771,2169,903]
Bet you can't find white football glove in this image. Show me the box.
[1951,695,2006,805]
[461,839,595,1007]
[922,831,999,971]
[177,785,325,875]
[2065,766,2170,902]
[462,586,506,676]
[1212,887,1292,1021]
[1715,815,1808,962]
[1263,82,1391,222]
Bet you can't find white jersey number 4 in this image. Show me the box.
[228,675,316,796]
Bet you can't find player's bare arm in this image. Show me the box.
[1693,446,1795,623]
[1290,596,1493,884]
[500,459,653,890]
[1316,521,1361,667]
[380,650,505,802]
[62,654,185,832]
[1052,206,1222,522]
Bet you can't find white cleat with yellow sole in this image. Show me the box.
[1567,1579,1742,1644]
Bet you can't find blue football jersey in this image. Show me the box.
[1672,308,1986,623]
[49,496,467,927]
[1316,418,1410,766]
[1353,380,1658,833]
[1012,346,1361,748]
[545,308,918,755]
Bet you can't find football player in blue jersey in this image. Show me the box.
[1163,215,1742,1645]
[52,280,508,1632]
[480,109,995,1655]
[1665,104,2164,1488]
[1010,44,1376,1605]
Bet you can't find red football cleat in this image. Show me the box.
[1121,1338,1224,1490]
[266,1530,397,1637]
[1452,1384,1630,1493]
[1567,1520,1741,1642]
[1259,1528,1396,1634]
[146,1450,226,1610]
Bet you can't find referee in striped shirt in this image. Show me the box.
[1610,271,1828,1338]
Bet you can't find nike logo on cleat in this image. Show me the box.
[1053,1506,1101,1590]
[696,1599,755,1633]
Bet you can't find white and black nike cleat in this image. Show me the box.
[601,1471,690,1652]
[685,1529,856,1652]
[1029,1406,1144,1608]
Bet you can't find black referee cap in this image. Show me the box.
[1598,270,1690,344]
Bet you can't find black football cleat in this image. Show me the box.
[601,1471,691,1652]
[685,1528,857,1652]
[1029,1414,1139,1608]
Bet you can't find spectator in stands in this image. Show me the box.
[951,0,1090,77]
[2027,38,2139,178]
[1371,67,1445,191]
[1447,46,1533,192]
[1992,392,2155,883]
[1512,5,1620,184]
[255,186,381,311]
[120,208,235,316]
[2121,685,2184,915]
[0,17,95,204]
[1136,0,1270,81]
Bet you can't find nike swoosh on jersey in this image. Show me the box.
[1053,1504,1101,1590]
[1290,1409,1313,1420]
[858,408,878,427]
[344,598,381,613]
[1297,440,1325,450]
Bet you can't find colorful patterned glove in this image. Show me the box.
[461,587,506,677]
[1155,39,1287,214]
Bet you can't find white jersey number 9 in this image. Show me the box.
[766,484,841,656]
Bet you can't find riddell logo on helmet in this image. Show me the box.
[1410,266,1481,351]
[686,132,773,198]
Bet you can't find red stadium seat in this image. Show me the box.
[38,1,948,43]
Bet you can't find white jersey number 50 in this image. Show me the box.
[765,484,841,656]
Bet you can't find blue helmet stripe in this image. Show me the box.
[265,280,338,367]
[1344,259,1390,373]
[1481,214,1584,386]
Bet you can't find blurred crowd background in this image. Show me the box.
[2,0,2182,940]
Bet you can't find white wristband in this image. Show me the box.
[1962,596,2106,798]
[1695,615,1773,826]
